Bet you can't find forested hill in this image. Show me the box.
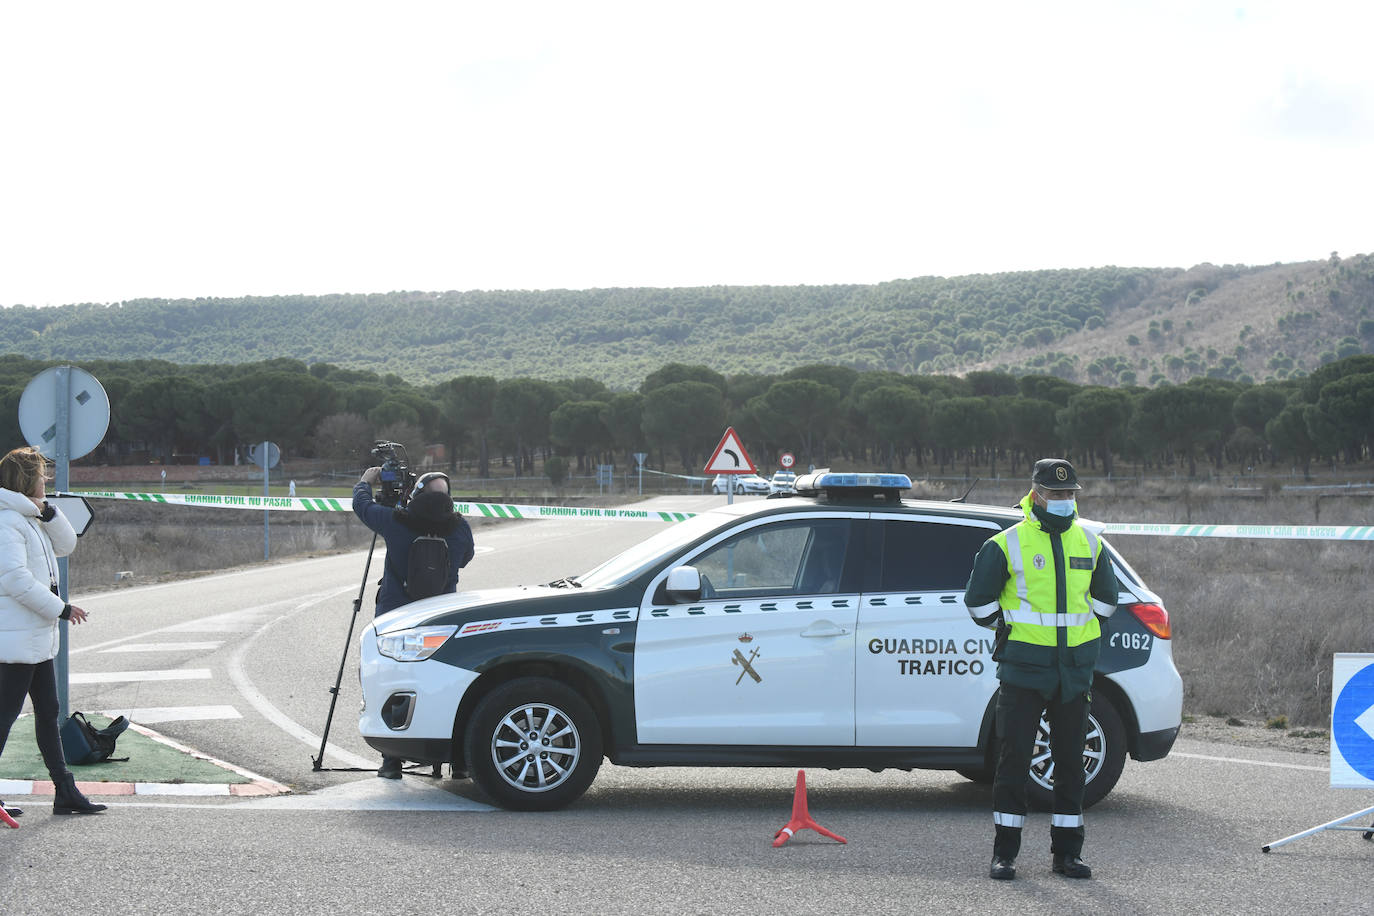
[4,255,1372,389]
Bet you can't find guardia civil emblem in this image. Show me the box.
[1033,553,1046,570]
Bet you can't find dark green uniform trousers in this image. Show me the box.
[991,683,1090,860]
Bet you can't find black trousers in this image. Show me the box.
[0,658,70,782]
[991,682,1090,860]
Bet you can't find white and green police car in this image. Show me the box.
[359,472,1181,810]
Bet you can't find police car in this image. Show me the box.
[359,472,1181,811]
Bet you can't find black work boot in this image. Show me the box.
[989,855,1016,880]
[377,757,403,779]
[52,773,107,815]
[1052,853,1092,878]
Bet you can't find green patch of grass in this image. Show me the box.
[0,715,251,784]
[1266,715,1289,730]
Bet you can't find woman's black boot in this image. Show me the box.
[52,773,107,815]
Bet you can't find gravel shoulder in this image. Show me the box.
[1181,713,1330,756]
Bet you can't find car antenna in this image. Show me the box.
[951,478,980,503]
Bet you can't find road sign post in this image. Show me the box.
[249,441,280,560]
[19,366,110,722]
[1261,653,1374,851]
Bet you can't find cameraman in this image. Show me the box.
[352,469,476,616]
[353,468,475,780]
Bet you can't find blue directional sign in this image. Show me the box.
[1330,654,1374,788]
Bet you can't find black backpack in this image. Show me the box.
[405,535,450,601]
[60,712,130,765]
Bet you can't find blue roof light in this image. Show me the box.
[793,470,912,498]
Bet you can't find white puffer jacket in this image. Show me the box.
[0,487,77,664]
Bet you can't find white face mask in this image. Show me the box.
[1045,498,1076,517]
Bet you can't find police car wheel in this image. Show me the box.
[1025,695,1126,811]
[464,677,603,811]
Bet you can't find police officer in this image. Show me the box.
[963,458,1119,881]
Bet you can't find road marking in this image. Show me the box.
[99,642,224,653]
[226,589,378,770]
[70,590,351,655]
[1171,751,1327,773]
[103,779,496,811]
[100,705,242,723]
[71,669,212,684]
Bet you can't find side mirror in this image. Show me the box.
[665,566,702,603]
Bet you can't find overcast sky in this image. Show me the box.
[2,1,1371,307]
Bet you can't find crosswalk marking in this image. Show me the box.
[99,642,224,653]
[71,669,213,684]
[100,705,241,724]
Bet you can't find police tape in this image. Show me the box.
[1099,522,1374,541]
[67,491,696,523]
[61,491,1374,539]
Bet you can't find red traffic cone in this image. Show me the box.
[0,806,18,829]
[772,769,846,847]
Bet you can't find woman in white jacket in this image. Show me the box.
[0,446,105,819]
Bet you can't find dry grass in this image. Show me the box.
[66,503,376,591]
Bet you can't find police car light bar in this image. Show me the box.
[793,470,913,500]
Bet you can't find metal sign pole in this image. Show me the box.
[263,440,270,560]
[55,368,72,721]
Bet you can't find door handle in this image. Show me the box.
[801,621,850,638]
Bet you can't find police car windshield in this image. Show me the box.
[576,512,724,589]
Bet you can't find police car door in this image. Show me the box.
[855,515,1003,747]
[635,516,862,745]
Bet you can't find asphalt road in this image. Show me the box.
[2,494,1369,915]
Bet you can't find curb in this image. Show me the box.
[0,778,282,798]
[0,722,291,799]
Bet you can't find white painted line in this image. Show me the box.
[71,669,212,684]
[100,705,242,724]
[238,778,496,811]
[1171,751,1327,773]
[70,588,354,656]
[100,642,224,653]
[226,593,378,770]
[136,783,229,796]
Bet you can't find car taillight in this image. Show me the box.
[1126,602,1171,639]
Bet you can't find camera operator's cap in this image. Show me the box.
[1032,458,1080,490]
[412,472,450,497]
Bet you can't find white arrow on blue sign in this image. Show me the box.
[1330,653,1374,788]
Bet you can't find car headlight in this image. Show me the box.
[376,625,458,662]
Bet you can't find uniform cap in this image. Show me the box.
[1032,458,1080,490]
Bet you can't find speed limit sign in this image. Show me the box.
[780,452,795,469]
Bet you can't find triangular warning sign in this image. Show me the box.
[704,427,757,474]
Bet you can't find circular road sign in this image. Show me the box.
[249,442,281,469]
[18,366,111,460]
[780,452,795,469]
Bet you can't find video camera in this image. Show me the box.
[371,440,417,508]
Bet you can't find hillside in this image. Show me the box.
[3,255,1372,389]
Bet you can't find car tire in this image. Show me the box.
[1024,693,1127,811]
[464,677,603,811]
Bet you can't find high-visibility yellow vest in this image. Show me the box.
[990,506,1102,649]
